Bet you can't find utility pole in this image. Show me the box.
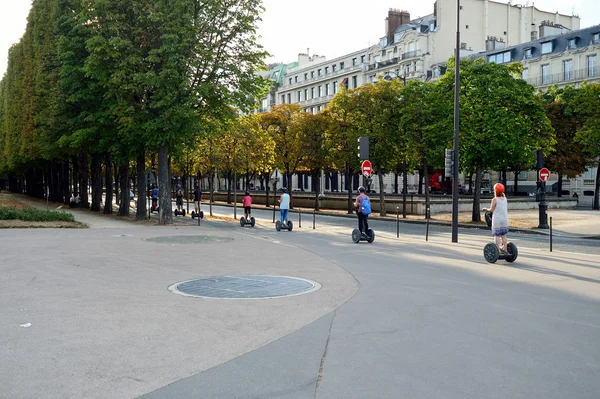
[451,0,461,243]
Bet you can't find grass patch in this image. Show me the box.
[0,206,75,222]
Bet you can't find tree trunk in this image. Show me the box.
[557,175,563,198]
[313,169,320,211]
[286,171,293,209]
[104,153,113,214]
[417,167,423,195]
[424,165,430,219]
[158,145,173,224]
[265,172,270,207]
[62,161,70,204]
[378,167,386,216]
[79,152,89,208]
[114,162,120,205]
[226,171,232,204]
[346,167,353,214]
[72,156,79,197]
[136,150,147,220]
[394,171,399,194]
[471,164,483,222]
[118,161,130,216]
[594,160,600,210]
[90,152,102,211]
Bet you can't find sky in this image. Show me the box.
[1,0,599,76]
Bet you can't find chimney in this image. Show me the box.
[387,9,411,45]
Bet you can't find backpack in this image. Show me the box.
[361,195,372,215]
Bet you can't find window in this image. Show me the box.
[325,66,329,74]
[593,33,600,44]
[588,55,597,77]
[563,59,573,80]
[466,25,469,29]
[522,68,529,81]
[288,78,292,84]
[287,93,291,103]
[352,57,357,66]
[342,77,348,89]
[318,85,322,97]
[311,87,315,99]
[541,41,552,54]
[568,38,577,49]
[325,83,330,96]
[297,91,301,102]
[352,75,358,88]
[433,67,440,78]
[524,48,532,59]
[304,73,308,80]
[502,51,511,63]
[340,62,344,70]
[382,50,387,56]
[304,89,308,100]
[541,64,550,84]
[318,69,322,76]
[407,63,414,74]
[294,76,298,83]
[584,167,596,180]
[281,94,285,104]
[333,81,338,94]
[332,64,337,72]
[394,46,398,53]
[489,54,497,63]
[311,71,315,78]
[361,55,365,63]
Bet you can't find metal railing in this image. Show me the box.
[526,66,599,86]
[401,50,422,60]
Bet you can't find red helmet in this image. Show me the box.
[494,183,505,194]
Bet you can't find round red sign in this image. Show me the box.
[539,167,550,182]
[361,160,372,177]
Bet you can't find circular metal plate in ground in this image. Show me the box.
[145,235,234,244]
[169,275,321,299]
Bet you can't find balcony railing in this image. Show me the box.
[401,50,422,60]
[526,66,599,86]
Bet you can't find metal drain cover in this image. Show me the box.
[169,275,321,299]
[146,235,234,244]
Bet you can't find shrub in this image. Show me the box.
[0,207,75,222]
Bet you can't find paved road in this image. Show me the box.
[171,202,600,256]
[141,218,600,399]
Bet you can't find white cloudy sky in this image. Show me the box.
[1,0,599,76]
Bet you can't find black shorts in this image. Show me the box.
[176,197,183,206]
[244,206,251,214]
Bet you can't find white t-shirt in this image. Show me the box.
[280,193,290,210]
[492,197,508,229]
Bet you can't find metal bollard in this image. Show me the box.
[396,207,399,238]
[550,216,553,252]
[313,210,316,229]
[299,209,302,228]
[273,205,276,223]
[425,207,430,242]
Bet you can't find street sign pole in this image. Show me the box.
[451,0,461,243]
[538,166,550,229]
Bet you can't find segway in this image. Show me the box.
[240,216,255,227]
[484,242,518,263]
[352,228,375,243]
[150,199,159,213]
[174,208,186,217]
[275,220,293,231]
[191,210,204,219]
[484,211,493,229]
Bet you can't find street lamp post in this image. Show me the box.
[384,72,408,218]
[451,0,461,243]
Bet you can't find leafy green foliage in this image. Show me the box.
[0,206,75,222]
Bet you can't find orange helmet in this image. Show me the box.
[494,183,505,194]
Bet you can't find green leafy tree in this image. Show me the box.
[574,83,600,209]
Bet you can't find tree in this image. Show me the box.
[541,86,589,197]
[324,87,361,213]
[574,83,600,209]
[439,58,554,221]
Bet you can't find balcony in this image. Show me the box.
[526,66,600,87]
[401,50,422,60]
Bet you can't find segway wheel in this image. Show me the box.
[485,211,493,229]
[191,211,196,219]
[367,229,375,243]
[287,221,293,231]
[484,243,499,263]
[240,217,246,227]
[276,221,282,231]
[250,217,255,227]
[199,210,204,219]
[183,209,186,216]
[352,229,361,243]
[505,242,518,263]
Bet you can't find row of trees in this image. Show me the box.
[0,0,270,224]
[183,60,600,220]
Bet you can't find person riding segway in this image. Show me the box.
[191,185,204,219]
[240,191,255,227]
[352,186,374,243]
[482,183,517,263]
[275,187,293,231]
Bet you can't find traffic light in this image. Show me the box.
[358,136,369,160]
[445,148,454,178]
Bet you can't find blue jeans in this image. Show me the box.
[280,209,289,223]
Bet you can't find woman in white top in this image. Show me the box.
[483,183,509,252]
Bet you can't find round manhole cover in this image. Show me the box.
[169,275,321,299]
[145,235,234,244]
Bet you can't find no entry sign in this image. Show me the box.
[539,167,550,182]
[361,160,372,177]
